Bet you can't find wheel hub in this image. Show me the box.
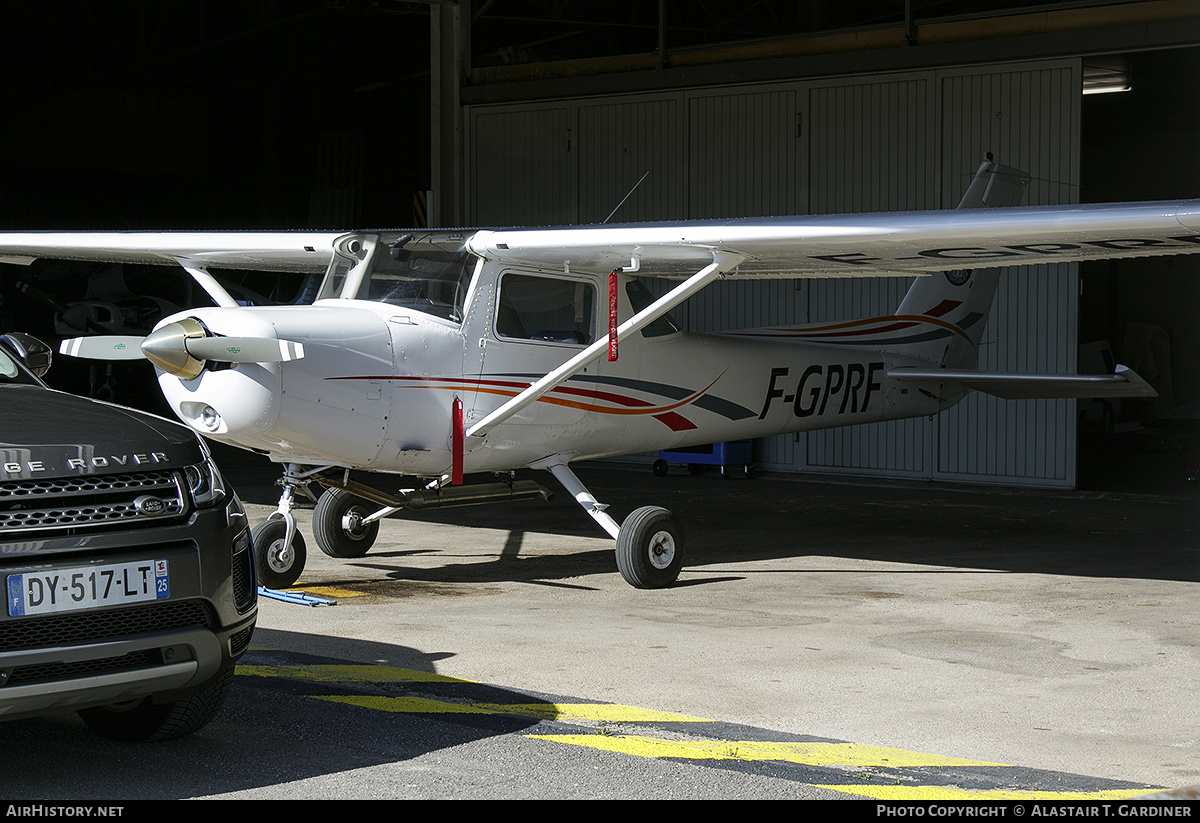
[340,508,370,539]
[267,540,293,573]
[648,531,676,569]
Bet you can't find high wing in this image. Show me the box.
[0,231,342,272]
[0,230,344,308]
[466,199,1200,277]
[1,199,1199,281]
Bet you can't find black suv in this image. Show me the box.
[0,333,257,740]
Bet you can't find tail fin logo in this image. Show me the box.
[944,269,973,286]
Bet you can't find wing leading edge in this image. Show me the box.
[466,199,1200,278]
[0,231,344,273]
[1,198,1198,280]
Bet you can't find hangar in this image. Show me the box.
[1,1,1197,492]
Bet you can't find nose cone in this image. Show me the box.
[141,317,205,379]
[150,308,285,443]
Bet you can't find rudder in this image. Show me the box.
[891,158,1030,368]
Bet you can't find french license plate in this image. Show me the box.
[6,559,169,618]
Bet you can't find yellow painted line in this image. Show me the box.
[237,663,474,684]
[532,736,1160,799]
[316,695,495,714]
[531,734,735,760]
[284,586,367,598]
[311,695,708,723]
[237,662,706,720]
[475,703,709,723]
[530,735,1003,768]
[819,785,1155,801]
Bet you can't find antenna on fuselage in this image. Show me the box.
[603,172,650,224]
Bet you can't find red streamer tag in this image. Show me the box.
[451,397,464,486]
[608,271,619,362]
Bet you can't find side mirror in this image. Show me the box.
[0,332,53,377]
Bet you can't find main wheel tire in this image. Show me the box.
[252,519,306,589]
[313,488,380,559]
[616,505,685,589]
[78,664,235,742]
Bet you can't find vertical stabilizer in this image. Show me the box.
[890,158,1030,368]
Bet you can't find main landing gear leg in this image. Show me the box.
[541,461,685,590]
[251,463,317,589]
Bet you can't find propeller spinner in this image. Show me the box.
[59,316,304,379]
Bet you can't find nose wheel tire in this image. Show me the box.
[252,519,306,589]
[313,488,380,558]
[616,506,685,589]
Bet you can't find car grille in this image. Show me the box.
[0,599,216,654]
[6,649,161,687]
[0,470,188,536]
[0,600,220,688]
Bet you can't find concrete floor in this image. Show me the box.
[217,445,1200,790]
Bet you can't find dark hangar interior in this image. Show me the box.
[0,1,1197,493]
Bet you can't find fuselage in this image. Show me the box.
[154,245,954,478]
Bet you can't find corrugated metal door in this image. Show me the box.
[935,62,1080,487]
[470,105,576,226]
[577,97,686,223]
[803,75,937,478]
[463,58,1083,487]
[681,88,807,470]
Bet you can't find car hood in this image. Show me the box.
[0,385,202,479]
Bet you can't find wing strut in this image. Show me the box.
[175,260,240,308]
[465,250,744,439]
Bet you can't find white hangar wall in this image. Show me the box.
[465,58,1082,488]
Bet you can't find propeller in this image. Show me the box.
[59,336,148,360]
[59,316,305,379]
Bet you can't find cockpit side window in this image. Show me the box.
[496,273,595,346]
[626,279,681,338]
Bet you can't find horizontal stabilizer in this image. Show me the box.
[887,364,1157,400]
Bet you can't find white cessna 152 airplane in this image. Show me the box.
[2,159,1198,589]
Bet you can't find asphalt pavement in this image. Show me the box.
[220,447,1199,796]
[3,447,1195,800]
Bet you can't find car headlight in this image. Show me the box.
[184,438,227,507]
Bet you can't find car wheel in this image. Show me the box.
[77,664,235,742]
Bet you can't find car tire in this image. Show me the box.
[77,663,235,742]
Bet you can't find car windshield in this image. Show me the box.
[0,347,38,386]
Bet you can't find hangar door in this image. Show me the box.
[465,58,1082,488]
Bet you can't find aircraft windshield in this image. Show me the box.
[358,249,472,322]
[320,234,475,323]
